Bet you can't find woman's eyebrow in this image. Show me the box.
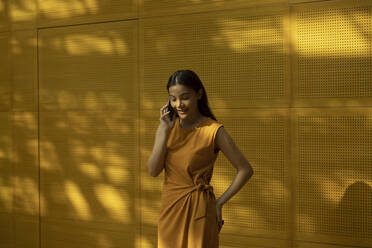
[169,92,190,97]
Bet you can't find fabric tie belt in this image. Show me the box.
[185,183,215,220]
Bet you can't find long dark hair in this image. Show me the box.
[166,69,217,121]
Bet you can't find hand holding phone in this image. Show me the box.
[166,99,175,120]
[159,99,176,129]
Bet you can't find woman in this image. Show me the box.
[147,69,254,248]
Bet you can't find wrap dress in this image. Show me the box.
[157,116,224,248]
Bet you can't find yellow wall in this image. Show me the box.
[0,0,371,247]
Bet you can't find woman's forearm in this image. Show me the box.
[216,167,253,206]
[147,124,171,177]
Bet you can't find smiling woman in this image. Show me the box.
[147,69,254,248]
[168,91,191,118]
[166,70,215,129]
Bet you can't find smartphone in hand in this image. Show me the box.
[167,99,175,120]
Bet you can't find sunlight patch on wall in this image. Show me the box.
[14,112,38,131]
[67,114,93,134]
[63,34,128,55]
[57,90,78,110]
[48,90,130,112]
[90,146,106,162]
[0,149,5,158]
[14,177,38,214]
[296,7,371,57]
[215,16,284,52]
[318,179,345,204]
[100,92,129,111]
[137,234,154,248]
[10,0,35,21]
[95,184,130,223]
[297,212,316,233]
[38,0,98,18]
[79,162,102,180]
[0,183,12,211]
[10,37,22,54]
[105,165,129,184]
[40,141,63,171]
[65,180,92,220]
[261,179,287,200]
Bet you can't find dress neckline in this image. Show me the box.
[177,116,209,131]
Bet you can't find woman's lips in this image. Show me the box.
[177,109,187,114]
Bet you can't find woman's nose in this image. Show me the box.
[176,100,183,108]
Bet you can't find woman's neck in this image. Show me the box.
[180,114,205,128]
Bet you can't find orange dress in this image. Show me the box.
[158,116,224,248]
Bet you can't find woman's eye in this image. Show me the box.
[171,98,189,101]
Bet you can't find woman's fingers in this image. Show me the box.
[160,104,168,115]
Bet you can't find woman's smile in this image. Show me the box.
[177,109,187,114]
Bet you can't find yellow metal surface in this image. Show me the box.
[1,0,371,247]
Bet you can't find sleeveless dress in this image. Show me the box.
[157,116,224,248]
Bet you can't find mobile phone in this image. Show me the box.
[167,99,175,120]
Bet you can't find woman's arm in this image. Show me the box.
[214,126,254,206]
[147,124,171,177]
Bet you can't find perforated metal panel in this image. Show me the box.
[37,0,137,28]
[291,0,372,107]
[0,112,13,247]
[38,20,140,248]
[294,241,364,248]
[139,110,166,248]
[3,0,371,247]
[140,5,290,110]
[292,108,372,247]
[11,29,37,112]
[0,0,10,32]
[0,32,11,111]
[13,112,39,248]
[13,214,39,248]
[39,111,139,248]
[210,109,290,247]
[140,0,288,19]
[8,0,37,31]
[38,21,138,112]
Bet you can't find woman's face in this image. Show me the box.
[168,84,203,120]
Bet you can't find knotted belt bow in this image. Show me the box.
[185,183,215,220]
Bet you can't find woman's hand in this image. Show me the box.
[159,103,175,129]
[216,201,224,232]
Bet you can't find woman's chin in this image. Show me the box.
[178,111,187,117]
